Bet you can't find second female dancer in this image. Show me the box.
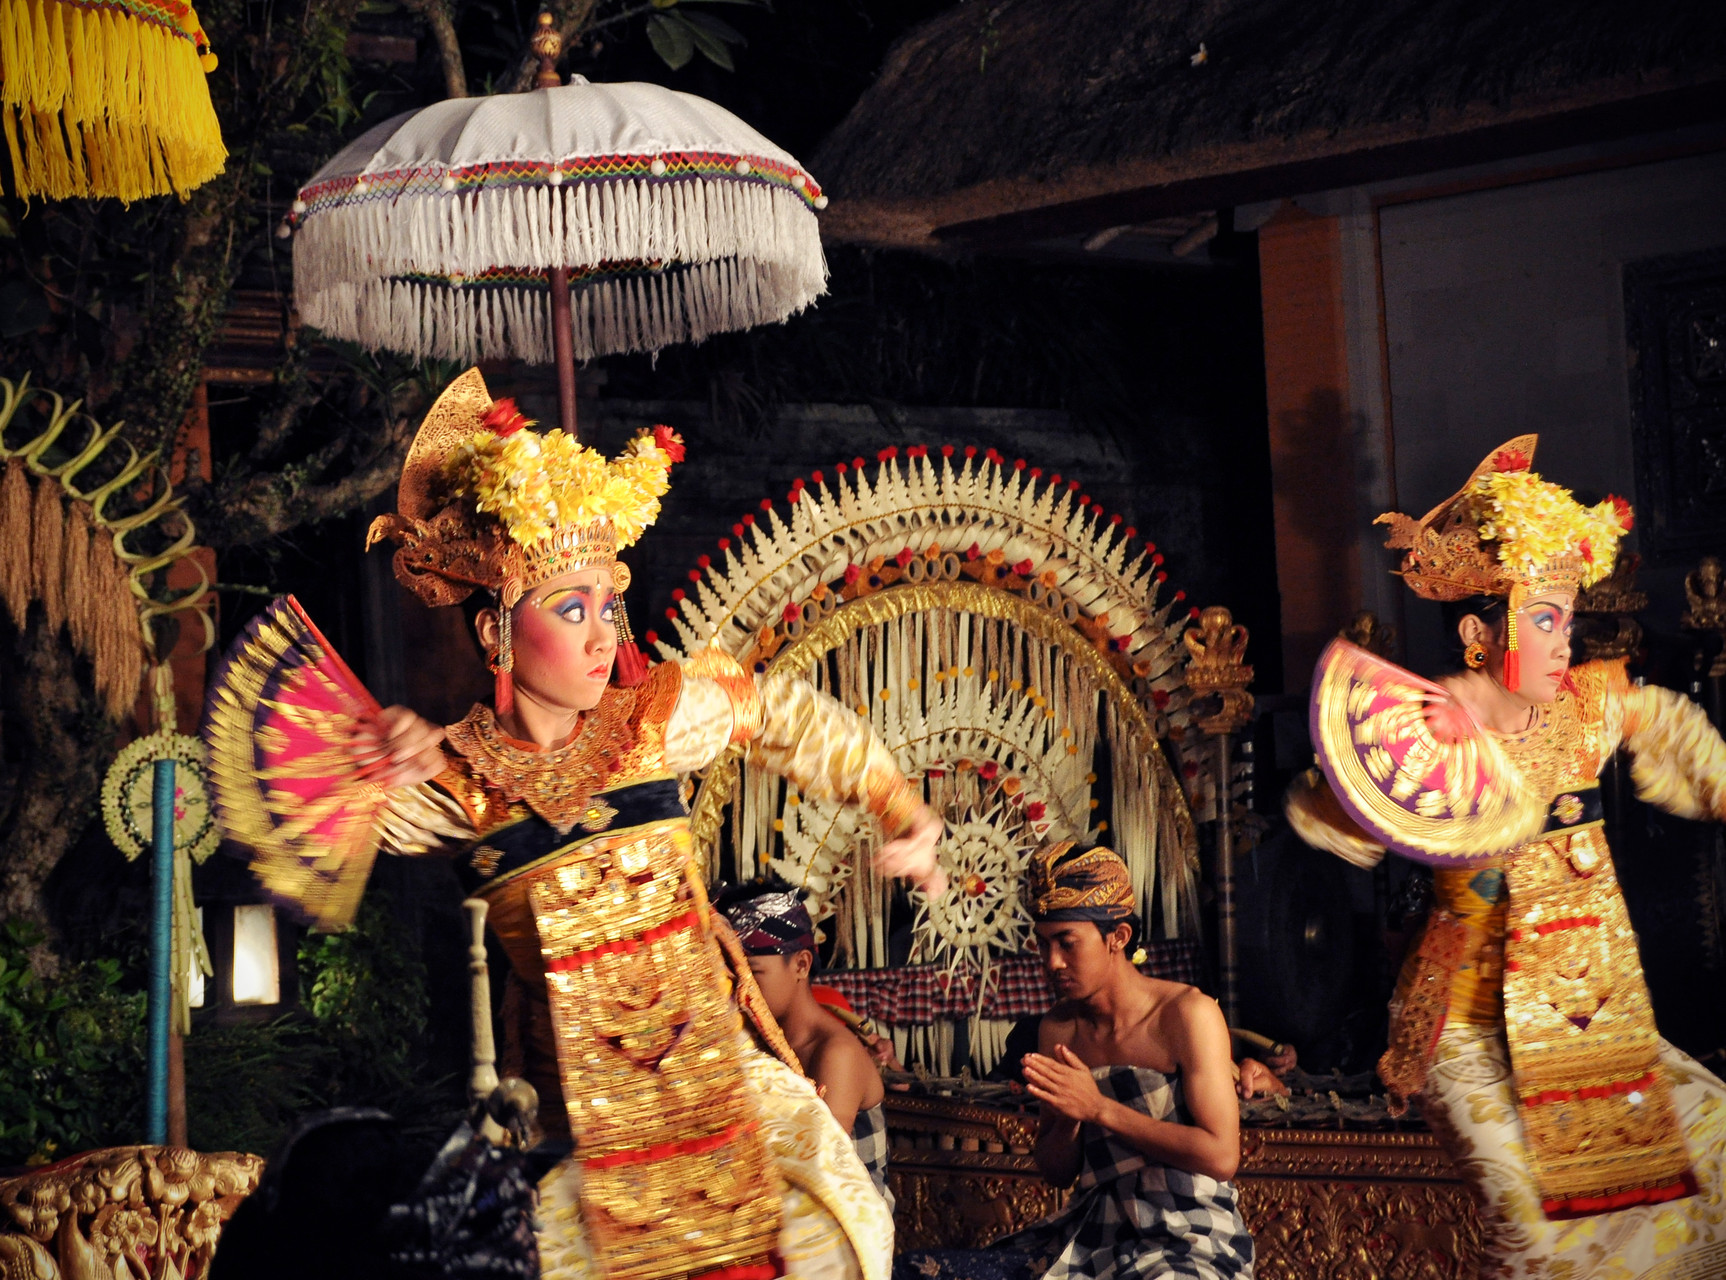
[1290,436,1726,1278]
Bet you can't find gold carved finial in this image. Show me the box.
[1339,609,1397,659]
[1183,606,1254,735]
[1575,552,1649,662]
[1683,554,1726,678]
[1683,555,1726,634]
[532,11,563,89]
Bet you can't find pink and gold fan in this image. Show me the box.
[203,596,387,931]
[1309,639,1547,865]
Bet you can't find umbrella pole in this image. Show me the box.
[550,265,578,438]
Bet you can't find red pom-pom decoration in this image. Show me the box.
[482,397,532,436]
[652,424,687,463]
[1609,494,1634,532]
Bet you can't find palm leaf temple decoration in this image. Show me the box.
[0,373,217,1029]
[656,446,1213,1073]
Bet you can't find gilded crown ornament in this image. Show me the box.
[1183,606,1253,735]
[1376,436,1633,691]
[1683,555,1725,634]
[366,368,683,708]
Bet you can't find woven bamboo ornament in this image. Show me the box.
[667,448,1209,1073]
[0,374,214,718]
[0,0,225,201]
[287,79,827,366]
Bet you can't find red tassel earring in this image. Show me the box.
[1502,600,1521,693]
[493,601,516,717]
[612,595,649,687]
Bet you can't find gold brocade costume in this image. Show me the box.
[1294,658,1726,1277]
[205,369,914,1280]
[385,652,911,1280]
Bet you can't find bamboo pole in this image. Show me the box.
[146,759,176,1143]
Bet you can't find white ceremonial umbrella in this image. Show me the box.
[287,20,827,435]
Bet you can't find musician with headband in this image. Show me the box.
[720,884,894,1213]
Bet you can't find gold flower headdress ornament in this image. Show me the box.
[366,368,684,707]
[1376,435,1633,690]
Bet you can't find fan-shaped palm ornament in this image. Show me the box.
[288,16,826,436]
[665,447,1208,989]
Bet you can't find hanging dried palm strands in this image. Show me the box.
[0,373,212,719]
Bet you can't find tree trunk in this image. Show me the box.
[0,609,114,941]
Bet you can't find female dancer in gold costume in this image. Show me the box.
[1290,437,1726,1278]
[207,370,946,1280]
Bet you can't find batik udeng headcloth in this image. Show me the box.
[722,889,817,956]
[1027,841,1135,925]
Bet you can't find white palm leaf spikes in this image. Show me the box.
[667,446,1208,964]
[653,445,1197,718]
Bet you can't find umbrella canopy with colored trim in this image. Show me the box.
[1,0,225,201]
[288,77,828,370]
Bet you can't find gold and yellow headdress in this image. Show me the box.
[366,368,683,702]
[1376,435,1633,689]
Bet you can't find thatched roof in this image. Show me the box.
[814,0,1726,248]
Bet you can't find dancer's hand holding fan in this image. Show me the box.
[203,596,443,931]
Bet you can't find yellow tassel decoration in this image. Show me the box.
[0,0,226,202]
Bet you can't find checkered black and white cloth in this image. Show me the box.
[994,1066,1254,1280]
[821,943,1204,1027]
[852,1102,895,1215]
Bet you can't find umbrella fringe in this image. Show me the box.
[295,174,826,362]
[0,0,225,201]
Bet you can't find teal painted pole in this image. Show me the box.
[146,757,175,1144]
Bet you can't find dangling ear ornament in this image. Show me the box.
[1503,587,1523,693]
[493,598,516,718]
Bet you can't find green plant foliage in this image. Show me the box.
[298,895,435,1105]
[1,894,464,1164]
[181,1019,338,1157]
[182,894,464,1156]
[0,922,145,1168]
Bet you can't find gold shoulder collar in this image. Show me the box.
[443,691,638,834]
